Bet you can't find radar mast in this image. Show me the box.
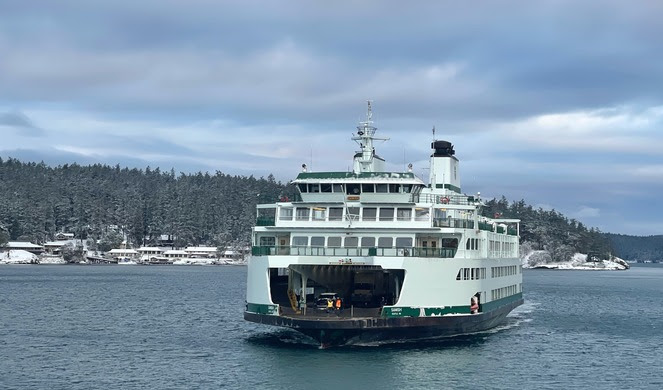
[352,101,389,173]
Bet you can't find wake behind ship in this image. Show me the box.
[244,103,523,347]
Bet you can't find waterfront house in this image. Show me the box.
[107,248,139,260]
[163,249,187,260]
[55,232,75,241]
[137,247,164,262]
[184,246,218,258]
[6,241,44,255]
[43,241,67,255]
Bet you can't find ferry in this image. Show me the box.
[244,103,523,347]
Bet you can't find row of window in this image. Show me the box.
[279,206,431,222]
[456,267,487,280]
[491,284,518,301]
[465,238,480,251]
[488,239,518,258]
[489,240,516,251]
[259,235,415,248]
[298,183,417,195]
[491,265,520,278]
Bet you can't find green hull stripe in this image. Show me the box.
[383,292,522,318]
[481,292,523,312]
[383,305,468,318]
[246,303,279,315]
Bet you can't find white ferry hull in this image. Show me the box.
[244,252,523,347]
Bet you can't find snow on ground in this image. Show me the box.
[173,258,217,265]
[0,250,39,264]
[39,256,67,265]
[521,251,629,270]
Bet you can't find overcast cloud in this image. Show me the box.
[1,0,662,235]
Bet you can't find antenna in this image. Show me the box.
[403,147,406,172]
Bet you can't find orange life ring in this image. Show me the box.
[441,197,450,204]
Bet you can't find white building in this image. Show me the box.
[137,247,164,260]
[6,241,44,255]
[163,249,187,259]
[184,246,218,258]
[43,241,66,255]
[55,232,75,241]
[108,248,139,259]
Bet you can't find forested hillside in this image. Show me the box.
[0,158,285,248]
[482,197,613,261]
[1,158,614,259]
[604,233,663,262]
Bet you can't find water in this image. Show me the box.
[1,264,661,389]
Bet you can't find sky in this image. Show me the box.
[1,0,662,236]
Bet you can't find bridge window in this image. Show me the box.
[347,207,360,220]
[308,183,320,193]
[298,183,308,193]
[333,183,344,193]
[415,208,430,221]
[397,208,412,221]
[329,207,343,221]
[361,237,376,247]
[320,183,332,193]
[279,207,293,221]
[378,237,393,248]
[379,208,394,221]
[346,183,360,195]
[395,237,413,247]
[312,207,326,221]
[389,184,400,193]
[295,208,310,221]
[344,237,358,247]
[376,184,388,193]
[363,207,377,221]
[362,183,375,193]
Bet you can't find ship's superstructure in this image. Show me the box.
[245,103,523,346]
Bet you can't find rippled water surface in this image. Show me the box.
[1,264,661,389]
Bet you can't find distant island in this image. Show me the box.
[521,250,629,271]
[604,233,663,263]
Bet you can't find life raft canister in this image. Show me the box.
[439,196,450,204]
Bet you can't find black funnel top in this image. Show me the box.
[431,140,455,157]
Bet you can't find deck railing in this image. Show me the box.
[432,218,474,229]
[255,216,276,226]
[478,221,494,232]
[413,193,479,205]
[251,246,457,258]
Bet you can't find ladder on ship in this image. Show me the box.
[287,289,301,314]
